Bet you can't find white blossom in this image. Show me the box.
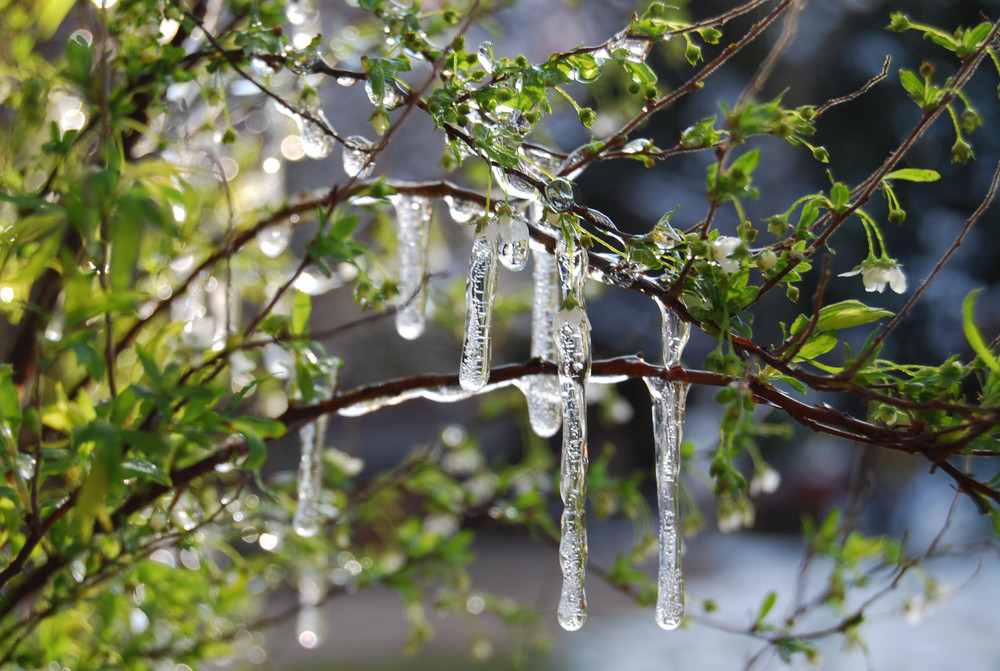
[839,258,907,294]
[712,236,741,273]
[749,467,781,496]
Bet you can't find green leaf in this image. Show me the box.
[829,182,850,213]
[0,365,20,434]
[884,168,940,182]
[807,300,893,334]
[291,290,311,336]
[793,333,838,361]
[121,458,172,486]
[962,289,1000,375]
[899,69,924,100]
[756,591,777,624]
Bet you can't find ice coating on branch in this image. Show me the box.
[444,195,481,224]
[520,144,563,181]
[555,304,591,631]
[600,29,653,63]
[296,566,323,648]
[342,135,375,178]
[492,164,539,200]
[645,297,691,630]
[545,178,575,212]
[519,248,561,437]
[392,194,433,340]
[459,220,500,391]
[556,235,587,302]
[286,49,323,75]
[498,212,529,271]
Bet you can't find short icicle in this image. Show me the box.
[555,236,591,631]
[646,297,691,630]
[459,218,500,392]
[519,246,561,437]
[392,194,433,340]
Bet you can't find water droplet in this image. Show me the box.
[342,135,375,178]
[286,50,324,75]
[622,138,649,154]
[606,29,652,63]
[545,178,575,212]
[336,75,358,87]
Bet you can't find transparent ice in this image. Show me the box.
[392,194,433,340]
[459,220,500,392]
[518,248,561,437]
[293,370,336,538]
[342,135,375,178]
[365,79,405,110]
[444,195,481,224]
[477,41,495,74]
[646,297,692,629]
[297,108,335,159]
[498,212,529,271]
[257,222,291,258]
[545,178,575,212]
[554,304,591,631]
[492,164,538,200]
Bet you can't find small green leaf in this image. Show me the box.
[809,300,893,334]
[793,333,838,361]
[884,168,940,182]
[121,458,172,486]
[962,289,1000,375]
[756,591,777,624]
[291,290,311,336]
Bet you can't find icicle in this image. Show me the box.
[293,371,336,537]
[342,135,375,178]
[296,566,323,648]
[477,41,495,74]
[519,248,561,437]
[645,297,691,630]
[554,304,591,631]
[554,236,590,631]
[392,194,433,340]
[492,165,539,200]
[497,211,529,271]
[459,219,500,391]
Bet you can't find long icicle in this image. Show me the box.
[646,297,691,629]
[459,218,500,392]
[519,245,562,437]
[293,370,337,538]
[393,194,433,340]
[555,235,590,631]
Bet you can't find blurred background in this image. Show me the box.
[242,0,1000,668]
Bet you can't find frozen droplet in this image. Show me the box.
[342,135,375,178]
[498,212,529,271]
[554,304,591,631]
[477,41,495,74]
[364,79,405,110]
[393,194,433,340]
[644,376,689,630]
[622,138,649,154]
[492,163,539,200]
[459,220,500,391]
[520,248,561,437]
[336,76,358,87]
[298,109,335,159]
[444,195,481,224]
[545,178,575,212]
[606,29,652,63]
[501,108,533,138]
[257,222,291,258]
[607,261,639,288]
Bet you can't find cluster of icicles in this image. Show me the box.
[290,183,691,634]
